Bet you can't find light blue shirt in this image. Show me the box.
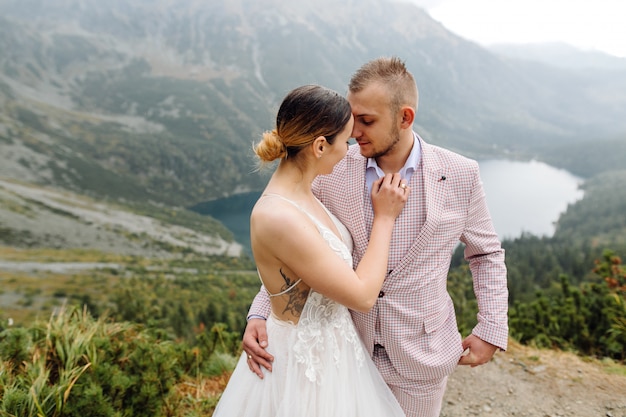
[365,132,422,192]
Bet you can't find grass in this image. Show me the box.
[0,246,258,337]
[168,372,231,416]
[0,245,140,263]
[0,304,242,416]
[601,357,626,377]
[0,269,120,326]
[0,247,126,326]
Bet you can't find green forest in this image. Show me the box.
[2,214,626,416]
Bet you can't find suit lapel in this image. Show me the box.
[346,151,370,247]
[394,139,447,273]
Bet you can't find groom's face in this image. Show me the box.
[347,82,400,159]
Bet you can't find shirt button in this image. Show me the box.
[378,291,385,298]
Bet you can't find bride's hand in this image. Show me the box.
[371,173,409,220]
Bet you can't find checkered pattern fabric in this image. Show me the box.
[248,135,509,402]
[373,344,448,417]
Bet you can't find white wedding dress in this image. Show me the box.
[212,195,405,417]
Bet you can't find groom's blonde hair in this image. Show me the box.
[349,56,418,114]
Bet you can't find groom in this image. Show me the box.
[243,56,509,417]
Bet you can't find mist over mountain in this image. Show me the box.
[489,42,626,71]
[1,0,626,209]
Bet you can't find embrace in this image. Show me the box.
[213,56,508,417]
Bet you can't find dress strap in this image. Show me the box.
[267,278,303,298]
[258,194,316,298]
[257,267,303,298]
[258,193,339,298]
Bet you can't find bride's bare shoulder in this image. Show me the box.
[251,196,303,231]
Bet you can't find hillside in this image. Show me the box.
[489,42,626,70]
[0,177,242,257]
[1,0,626,210]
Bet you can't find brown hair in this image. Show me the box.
[254,85,352,163]
[348,56,418,114]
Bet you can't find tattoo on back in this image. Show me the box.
[279,268,308,317]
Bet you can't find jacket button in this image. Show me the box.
[378,291,385,298]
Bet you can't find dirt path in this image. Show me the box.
[441,340,626,417]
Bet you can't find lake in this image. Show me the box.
[190,159,585,253]
[478,159,584,240]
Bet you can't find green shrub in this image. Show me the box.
[0,327,31,370]
[0,306,238,417]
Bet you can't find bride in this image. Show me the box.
[212,84,409,417]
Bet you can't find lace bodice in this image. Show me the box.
[293,291,366,384]
[260,194,364,384]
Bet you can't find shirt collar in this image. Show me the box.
[366,132,422,177]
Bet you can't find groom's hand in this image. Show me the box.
[242,318,274,378]
[458,334,498,367]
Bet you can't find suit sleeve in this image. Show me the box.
[247,285,271,320]
[460,164,509,350]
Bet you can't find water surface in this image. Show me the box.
[478,159,584,240]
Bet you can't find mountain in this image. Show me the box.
[489,42,626,71]
[0,177,242,257]
[1,0,626,256]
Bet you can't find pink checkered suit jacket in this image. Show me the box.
[248,135,509,382]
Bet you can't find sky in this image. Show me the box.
[406,0,626,58]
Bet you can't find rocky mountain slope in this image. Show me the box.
[2,0,626,255]
[0,177,241,257]
[441,340,626,417]
[2,0,626,208]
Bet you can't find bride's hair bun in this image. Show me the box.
[254,129,287,162]
[253,85,351,165]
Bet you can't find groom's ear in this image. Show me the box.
[399,106,415,128]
